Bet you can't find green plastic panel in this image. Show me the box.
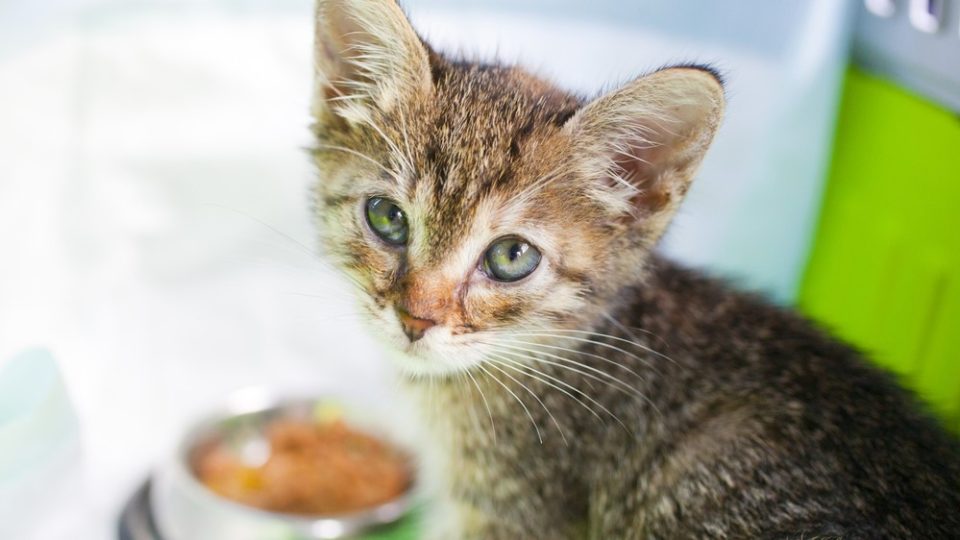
[800,68,960,431]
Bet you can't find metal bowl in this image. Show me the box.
[151,388,419,540]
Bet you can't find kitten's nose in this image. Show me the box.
[396,306,436,342]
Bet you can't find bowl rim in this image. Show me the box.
[168,387,418,536]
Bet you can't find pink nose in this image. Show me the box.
[396,307,436,342]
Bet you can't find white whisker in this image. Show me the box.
[484,342,661,420]
[485,361,567,445]
[505,330,670,371]
[476,363,543,444]
[601,314,674,359]
[360,114,414,177]
[465,367,497,444]
[314,142,401,181]
[205,204,368,296]
[485,353,621,430]
[500,336,654,378]
[486,341,644,398]
[395,105,417,185]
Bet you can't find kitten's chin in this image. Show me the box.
[383,346,477,380]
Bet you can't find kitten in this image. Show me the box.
[309,1,960,538]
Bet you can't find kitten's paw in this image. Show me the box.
[422,519,462,540]
[421,501,464,540]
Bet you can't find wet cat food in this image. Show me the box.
[195,418,411,516]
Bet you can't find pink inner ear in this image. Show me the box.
[316,6,373,100]
[610,130,676,216]
[314,0,433,117]
[629,178,674,216]
[318,43,348,101]
[568,68,724,222]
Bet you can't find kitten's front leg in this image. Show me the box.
[423,497,527,540]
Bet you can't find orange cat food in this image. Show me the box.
[195,418,411,516]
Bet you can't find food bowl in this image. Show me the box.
[151,388,420,540]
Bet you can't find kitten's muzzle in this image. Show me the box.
[395,306,436,342]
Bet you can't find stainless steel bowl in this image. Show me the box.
[151,388,419,540]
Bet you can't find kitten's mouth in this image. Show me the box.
[398,335,430,355]
[364,302,486,376]
[382,325,487,378]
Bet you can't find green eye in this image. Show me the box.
[366,197,408,245]
[483,237,541,282]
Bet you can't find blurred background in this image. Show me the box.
[0,0,957,538]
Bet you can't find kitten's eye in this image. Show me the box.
[483,237,541,282]
[366,196,408,246]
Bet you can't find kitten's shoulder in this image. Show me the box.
[632,254,833,350]
[631,253,903,395]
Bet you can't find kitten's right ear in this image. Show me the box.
[312,0,432,124]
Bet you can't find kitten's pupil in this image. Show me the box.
[388,206,402,223]
[509,243,525,261]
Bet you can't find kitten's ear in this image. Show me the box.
[564,67,724,239]
[312,0,432,122]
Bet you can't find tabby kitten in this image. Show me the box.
[309,1,960,538]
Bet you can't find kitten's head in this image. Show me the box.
[310,0,724,378]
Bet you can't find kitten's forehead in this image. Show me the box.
[403,63,583,261]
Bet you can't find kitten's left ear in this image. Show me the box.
[564,67,724,239]
[312,0,432,122]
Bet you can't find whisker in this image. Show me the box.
[512,161,571,205]
[476,363,543,444]
[281,290,357,302]
[314,142,401,180]
[454,371,481,436]
[601,314,674,358]
[503,331,667,372]
[486,341,645,398]
[395,106,417,185]
[206,204,321,262]
[225,256,328,278]
[359,115,414,177]
[485,361,567,446]
[219,257,362,296]
[526,326,671,360]
[484,343,661,420]
[464,367,497,444]
[485,353,620,430]
[499,336,654,378]
[204,204,368,295]
[323,93,367,103]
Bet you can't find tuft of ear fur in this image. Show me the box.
[312,0,432,124]
[564,66,725,241]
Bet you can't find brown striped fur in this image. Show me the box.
[309,1,960,538]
